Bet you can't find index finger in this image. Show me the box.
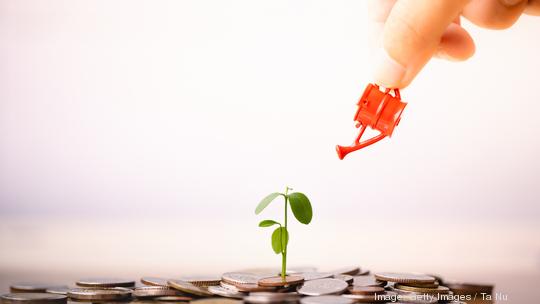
[374,0,471,88]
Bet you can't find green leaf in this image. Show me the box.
[259,220,280,227]
[288,192,313,224]
[255,192,282,214]
[271,227,289,254]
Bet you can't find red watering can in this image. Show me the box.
[336,83,407,159]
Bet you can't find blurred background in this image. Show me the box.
[0,1,539,302]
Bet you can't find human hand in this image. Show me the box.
[369,0,540,89]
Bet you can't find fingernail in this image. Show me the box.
[372,47,406,88]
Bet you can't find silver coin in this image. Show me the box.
[45,287,72,296]
[297,279,348,296]
[132,286,179,298]
[358,269,370,276]
[75,279,135,288]
[140,277,171,287]
[329,267,360,276]
[1,293,67,304]
[352,275,386,287]
[300,295,354,304]
[167,280,212,297]
[207,286,245,299]
[297,272,333,281]
[243,292,300,304]
[279,267,318,275]
[221,272,261,285]
[219,282,240,292]
[332,275,353,285]
[220,281,275,293]
[10,284,69,293]
[177,276,221,287]
[236,268,280,277]
[67,288,132,301]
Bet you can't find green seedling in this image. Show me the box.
[255,186,313,280]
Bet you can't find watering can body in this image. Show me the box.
[336,83,407,159]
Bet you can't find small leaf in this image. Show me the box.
[271,227,289,254]
[259,220,280,227]
[255,192,282,214]
[288,192,313,224]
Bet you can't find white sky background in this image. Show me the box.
[0,1,539,276]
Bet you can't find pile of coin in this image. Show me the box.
[1,267,494,304]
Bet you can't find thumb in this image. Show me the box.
[373,0,470,88]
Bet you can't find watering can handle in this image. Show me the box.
[373,84,400,99]
[354,124,387,147]
[335,124,387,159]
[392,88,401,99]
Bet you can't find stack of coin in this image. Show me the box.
[167,280,212,297]
[297,279,348,296]
[218,272,272,296]
[343,290,397,303]
[1,293,67,304]
[140,277,172,288]
[375,272,455,303]
[177,276,221,288]
[351,274,387,288]
[67,287,132,302]
[75,278,135,288]
[9,284,68,294]
[444,281,494,296]
[133,286,186,298]
[2,267,494,304]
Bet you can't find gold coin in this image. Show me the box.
[342,291,396,303]
[348,286,385,295]
[257,276,304,287]
[394,284,450,294]
[444,281,494,295]
[167,280,212,297]
[75,279,135,288]
[400,281,439,289]
[374,273,435,284]
[154,296,193,302]
[190,299,242,304]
